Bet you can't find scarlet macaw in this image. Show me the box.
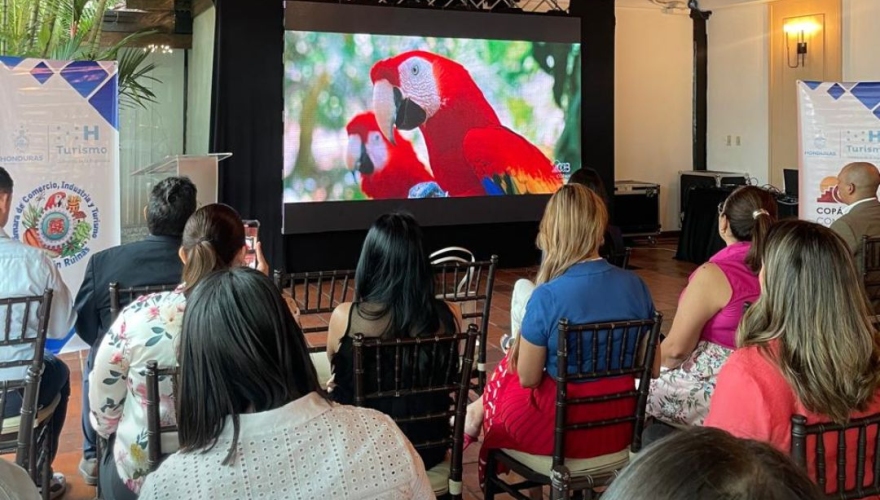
[345,112,436,200]
[370,51,563,197]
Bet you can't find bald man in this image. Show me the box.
[830,162,880,266]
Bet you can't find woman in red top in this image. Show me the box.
[706,220,880,496]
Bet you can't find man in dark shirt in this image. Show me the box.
[75,176,196,484]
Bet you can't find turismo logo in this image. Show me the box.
[53,124,109,158]
[11,182,101,268]
[816,176,842,203]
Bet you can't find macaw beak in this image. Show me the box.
[356,144,374,175]
[373,80,397,145]
[373,79,428,144]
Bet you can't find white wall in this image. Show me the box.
[186,6,216,155]
[704,0,880,187]
[843,0,880,81]
[615,6,693,231]
[706,4,770,186]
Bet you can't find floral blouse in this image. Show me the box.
[89,285,186,494]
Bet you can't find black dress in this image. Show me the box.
[330,302,456,469]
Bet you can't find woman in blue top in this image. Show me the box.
[463,184,656,482]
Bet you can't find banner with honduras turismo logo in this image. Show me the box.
[797,80,880,226]
[0,56,120,302]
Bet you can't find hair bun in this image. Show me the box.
[752,209,769,220]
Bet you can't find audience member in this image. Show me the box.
[0,167,74,499]
[568,167,625,260]
[830,161,880,264]
[706,220,880,494]
[503,171,624,353]
[646,186,776,432]
[326,212,461,470]
[89,204,267,500]
[463,184,655,481]
[831,161,880,312]
[139,268,433,499]
[74,176,197,484]
[602,427,823,500]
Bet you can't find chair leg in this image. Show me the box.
[41,420,51,500]
[96,436,104,499]
[483,451,497,500]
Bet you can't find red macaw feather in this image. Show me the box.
[464,127,562,195]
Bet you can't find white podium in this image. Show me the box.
[132,153,232,206]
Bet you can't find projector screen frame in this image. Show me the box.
[282,1,581,235]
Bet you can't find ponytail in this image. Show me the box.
[183,240,220,292]
[180,204,247,291]
[745,210,773,273]
[721,186,778,274]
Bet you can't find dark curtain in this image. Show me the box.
[210,0,285,270]
[675,187,729,264]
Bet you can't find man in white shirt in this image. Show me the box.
[0,167,75,499]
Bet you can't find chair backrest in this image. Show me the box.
[352,324,478,497]
[144,360,179,472]
[791,413,880,498]
[274,255,498,370]
[862,236,880,311]
[552,312,663,467]
[109,282,180,325]
[273,269,357,334]
[0,289,54,471]
[432,255,498,393]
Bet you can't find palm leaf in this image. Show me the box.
[117,47,158,108]
[1,0,162,108]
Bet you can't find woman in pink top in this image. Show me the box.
[647,186,777,426]
[706,220,880,496]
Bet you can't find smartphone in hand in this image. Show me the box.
[243,220,260,269]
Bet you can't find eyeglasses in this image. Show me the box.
[717,202,726,216]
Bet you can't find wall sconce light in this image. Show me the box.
[784,20,819,68]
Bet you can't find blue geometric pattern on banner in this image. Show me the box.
[60,60,108,98]
[828,83,846,100]
[875,107,880,121]
[0,56,23,69]
[89,75,119,130]
[804,81,822,90]
[30,61,53,85]
[842,82,857,91]
[851,82,880,112]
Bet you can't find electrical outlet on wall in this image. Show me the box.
[736,136,741,146]
[726,135,732,146]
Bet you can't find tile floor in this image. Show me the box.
[11,239,695,500]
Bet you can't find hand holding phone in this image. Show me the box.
[243,220,260,269]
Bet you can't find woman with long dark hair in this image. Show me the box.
[89,204,266,500]
[139,268,432,499]
[706,220,880,494]
[326,212,461,470]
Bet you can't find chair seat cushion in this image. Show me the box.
[427,458,451,494]
[500,448,630,478]
[1,394,62,435]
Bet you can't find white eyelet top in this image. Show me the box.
[139,392,434,500]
